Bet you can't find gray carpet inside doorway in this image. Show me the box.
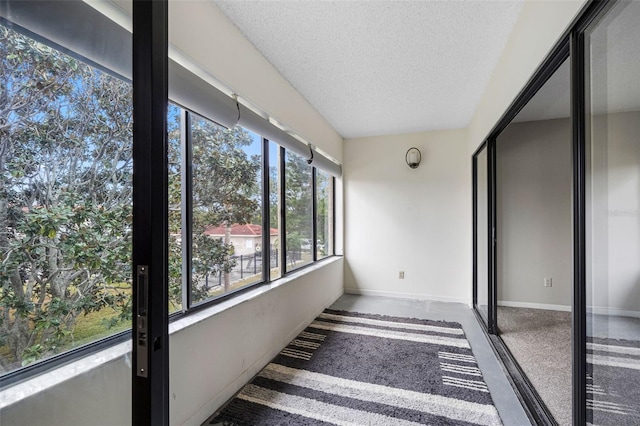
[497,306,572,426]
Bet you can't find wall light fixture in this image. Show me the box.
[405,147,422,169]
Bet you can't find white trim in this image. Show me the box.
[496,300,640,318]
[344,287,469,305]
[497,300,571,312]
[587,306,640,318]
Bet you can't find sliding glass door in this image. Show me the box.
[472,2,639,424]
[584,1,640,424]
[495,57,572,425]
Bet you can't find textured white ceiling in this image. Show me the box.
[214,0,524,138]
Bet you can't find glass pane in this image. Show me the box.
[496,59,572,424]
[269,142,282,280]
[316,170,333,259]
[190,115,263,304]
[476,147,489,322]
[168,104,182,313]
[586,2,640,424]
[285,151,313,271]
[0,10,132,374]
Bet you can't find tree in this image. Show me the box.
[284,152,313,253]
[167,104,183,311]
[0,25,261,371]
[315,171,330,256]
[0,25,133,371]
[190,116,260,296]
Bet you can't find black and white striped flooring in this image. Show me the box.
[210,310,502,426]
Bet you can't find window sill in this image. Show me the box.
[170,256,340,334]
[0,256,341,409]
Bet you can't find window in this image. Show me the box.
[168,103,183,313]
[0,24,133,374]
[284,151,314,271]
[269,142,282,279]
[0,12,338,382]
[190,114,263,304]
[495,58,572,424]
[315,170,333,259]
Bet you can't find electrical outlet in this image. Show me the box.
[399,271,405,279]
[544,278,552,287]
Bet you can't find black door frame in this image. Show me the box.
[470,1,621,425]
[132,0,169,425]
[472,141,489,329]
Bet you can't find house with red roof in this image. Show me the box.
[204,223,278,256]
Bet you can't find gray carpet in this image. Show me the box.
[498,307,640,426]
[209,309,502,425]
[497,306,572,425]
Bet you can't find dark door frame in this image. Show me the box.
[470,1,622,425]
[472,142,489,328]
[132,0,169,425]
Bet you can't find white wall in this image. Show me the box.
[343,129,471,304]
[468,0,587,154]
[496,118,572,309]
[588,111,640,315]
[493,111,640,315]
[1,259,343,426]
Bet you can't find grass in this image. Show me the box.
[1,262,310,372]
[70,308,131,348]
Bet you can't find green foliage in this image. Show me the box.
[315,170,331,256]
[285,152,313,251]
[0,24,262,372]
[190,115,260,302]
[0,24,134,372]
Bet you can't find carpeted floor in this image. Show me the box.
[497,307,640,426]
[209,309,502,425]
[497,306,572,425]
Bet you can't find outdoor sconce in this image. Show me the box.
[405,147,422,169]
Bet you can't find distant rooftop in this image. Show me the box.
[204,223,278,237]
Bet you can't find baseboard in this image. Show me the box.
[497,300,571,312]
[344,287,468,305]
[587,306,640,318]
[190,287,345,426]
[496,301,640,318]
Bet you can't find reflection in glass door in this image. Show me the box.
[585,1,640,424]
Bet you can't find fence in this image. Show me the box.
[204,249,278,288]
[203,248,313,289]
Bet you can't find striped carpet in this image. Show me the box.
[587,337,640,425]
[209,310,502,426]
